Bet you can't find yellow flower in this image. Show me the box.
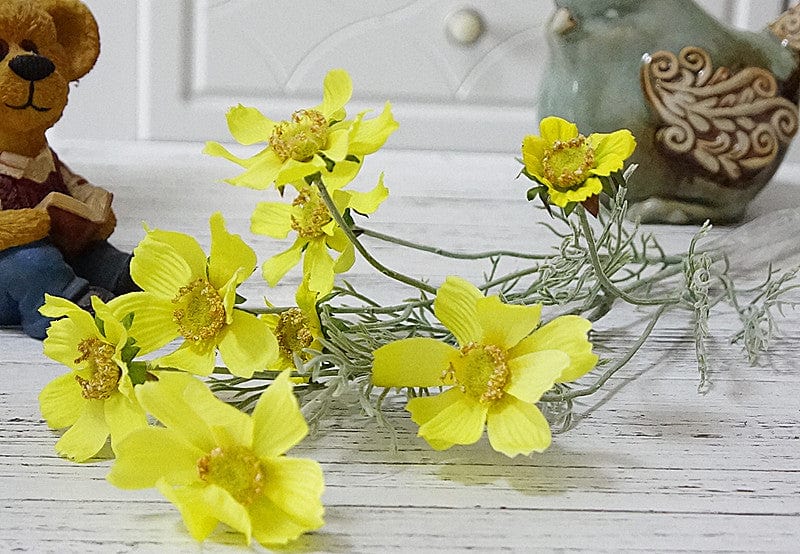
[251,175,389,295]
[372,276,598,457]
[107,371,324,547]
[38,295,148,462]
[109,212,278,378]
[205,68,398,191]
[262,280,323,370]
[522,116,636,207]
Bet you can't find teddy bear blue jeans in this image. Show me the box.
[0,239,133,339]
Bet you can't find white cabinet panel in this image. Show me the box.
[142,0,554,151]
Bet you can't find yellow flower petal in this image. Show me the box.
[156,483,218,540]
[107,292,177,354]
[262,240,305,287]
[39,372,83,429]
[131,233,199,297]
[540,116,579,143]
[475,296,541,349]
[226,104,275,145]
[157,340,217,376]
[135,372,216,452]
[250,495,319,547]
[181,382,254,448]
[208,212,257,290]
[275,156,327,187]
[521,134,547,182]
[486,395,551,456]
[38,294,84,319]
[251,201,294,239]
[589,129,636,176]
[252,371,308,458]
[547,176,603,207]
[104,393,148,452]
[55,400,109,462]
[203,141,259,168]
[146,227,208,276]
[372,337,458,388]
[433,276,483,347]
[332,242,355,274]
[320,157,361,190]
[42,312,99,370]
[226,150,283,190]
[259,457,325,531]
[92,300,126,345]
[409,389,487,448]
[347,102,399,156]
[512,315,598,383]
[205,485,255,542]
[108,427,203,488]
[334,173,389,215]
[505,350,569,403]
[303,239,336,295]
[404,391,455,450]
[217,310,278,378]
[318,68,353,121]
[322,128,350,162]
[406,387,461,427]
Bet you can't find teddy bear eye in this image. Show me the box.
[0,39,8,61]
[20,40,38,54]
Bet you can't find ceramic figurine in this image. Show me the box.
[538,0,800,223]
[0,0,136,339]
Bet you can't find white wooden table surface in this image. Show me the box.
[2,142,799,553]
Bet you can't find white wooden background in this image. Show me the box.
[1,142,800,552]
[52,0,791,152]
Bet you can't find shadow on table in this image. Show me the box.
[746,176,800,222]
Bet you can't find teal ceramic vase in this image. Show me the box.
[538,0,800,223]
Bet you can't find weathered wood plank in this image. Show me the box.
[2,142,799,552]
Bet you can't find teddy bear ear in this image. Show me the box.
[41,0,100,81]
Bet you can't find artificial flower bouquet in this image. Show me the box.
[36,69,798,547]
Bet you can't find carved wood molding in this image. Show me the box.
[641,47,799,184]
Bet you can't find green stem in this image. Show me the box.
[314,179,437,295]
[354,225,551,261]
[578,205,680,307]
[242,305,294,315]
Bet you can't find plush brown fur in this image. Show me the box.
[0,0,106,252]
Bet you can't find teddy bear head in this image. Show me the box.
[0,0,99,156]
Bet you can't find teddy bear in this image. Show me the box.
[0,0,136,339]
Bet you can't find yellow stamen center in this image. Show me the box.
[542,135,596,190]
[172,279,226,342]
[197,446,267,506]
[275,307,314,362]
[74,338,120,400]
[270,109,329,162]
[444,343,510,404]
[290,187,333,238]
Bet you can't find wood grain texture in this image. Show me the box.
[2,142,799,552]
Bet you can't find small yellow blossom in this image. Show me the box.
[107,371,324,547]
[109,212,278,378]
[522,116,636,207]
[372,276,598,457]
[38,295,148,462]
[262,280,323,370]
[205,68,398,191]
[251,175,389,295]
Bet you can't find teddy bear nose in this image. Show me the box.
[8,54,55,82]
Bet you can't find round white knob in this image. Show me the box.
[446,8,486,46]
